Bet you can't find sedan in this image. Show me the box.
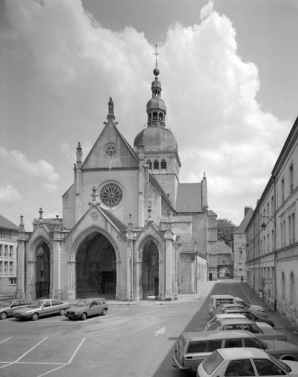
[206,318,287,341]
[234,297,267,318]
[224,308,275,327]
[0,299,31,319]
[14,299,70,321]
[196,348,298,377]
[65,298,108,320]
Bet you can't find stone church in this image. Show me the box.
[16,66,217,302]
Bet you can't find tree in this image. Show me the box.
[217,218,237,246]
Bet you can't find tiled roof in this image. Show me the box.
[234,208,254,234]
[176,183,202,212]
[0,214,18,231]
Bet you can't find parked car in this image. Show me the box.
[172,330,267,373]
[205,313,247,330]
[213,304,246,317]
[14,299,70,321]
[0,299,31,319]
[65,298,108,320]
[264,339,298,361]
[196,347,298,377]
[224,308,274,327]
[209,295,235,317]
[206,318,287,341]
[234,297,267,318]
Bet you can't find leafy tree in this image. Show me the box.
[217,218,237,246]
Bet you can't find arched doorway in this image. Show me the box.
[76,231,116,299]
[35,243,50,299]
[142,240,159,299]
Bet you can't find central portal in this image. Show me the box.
[142,240,159,299]
[76,232,116,299]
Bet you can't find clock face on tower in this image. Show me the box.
[105,144,117,159]
[99,183,123,208]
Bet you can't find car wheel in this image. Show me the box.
[102,308,107,316]
[81,312,87,321]
[31,313,39,321]
[60,309,65,316]
[0,312,7,320]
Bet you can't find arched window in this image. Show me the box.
[161,159,166,169]
[153,159,159,170]
[282,272,285,301]
[146,160,152,169]
[290,272,295,305]
[153,112,158,120]
[159,113,163,121]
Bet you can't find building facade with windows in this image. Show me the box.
[16,67,217,302]
[233,207,253,282]
[246,117,298,325]
[0,215,18,295]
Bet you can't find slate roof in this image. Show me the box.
[217,240,232,254]
[176,183,202,212]
[0,215,18,231]
[32,218,63,233]
[234,208,254,234]
[100,208,128,232]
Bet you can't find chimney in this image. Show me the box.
[244,206,251,216]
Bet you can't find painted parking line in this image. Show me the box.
[0,337,86,377]
[0,337,11,344]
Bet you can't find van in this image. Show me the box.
[208,295,234,317]
[172,330,266,373]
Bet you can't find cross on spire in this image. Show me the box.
[153,44,160,70]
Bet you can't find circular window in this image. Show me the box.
[106,144,117,159]
[100,183,123,208]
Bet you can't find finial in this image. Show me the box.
[39,208,43,219]
[91,186,98,204]
[77,142,81,149]
[19,215,25,232]
[107,97,115,120]
[153,44,160,77]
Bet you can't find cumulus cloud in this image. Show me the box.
[0,0,292,225]
[0,185,21,203]
[0,147,59,183]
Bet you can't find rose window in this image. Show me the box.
[100,183,123,208]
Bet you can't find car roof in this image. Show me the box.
[219,304,244,308]
[216,314,246,319]
[77,298,105,302]
[211,295,234,299]
[216,318,255,325]
[217,347,269,359]
[225,309,249,313]
[182,330,257,341]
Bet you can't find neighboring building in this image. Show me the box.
[0,215,18,295]
[16,66,217,302]
[246,117,298,325]
[217,241,233,279]
[233,207,253,281]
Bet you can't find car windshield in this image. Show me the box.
[269,355,291,373]
[0,301,12,307]
[28,301,43,308]
[202,350,224,375]
[75,300,89,307]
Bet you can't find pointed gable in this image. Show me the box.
[82,120,139,169]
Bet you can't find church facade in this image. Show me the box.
[16,67,217,302]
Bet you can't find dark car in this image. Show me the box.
[0,299,31,319]
[14,299,70,321]
[65,298,108,320]
[224,308,275,327]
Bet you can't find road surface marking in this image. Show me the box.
[0,337,11,344]
[154,327,166,337]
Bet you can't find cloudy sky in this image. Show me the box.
[1,0,297,230]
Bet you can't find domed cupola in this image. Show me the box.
[146,67,167,127]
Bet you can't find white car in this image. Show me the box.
[234,297,267,318]
[204,313,246,330]
[196,348,298,377]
